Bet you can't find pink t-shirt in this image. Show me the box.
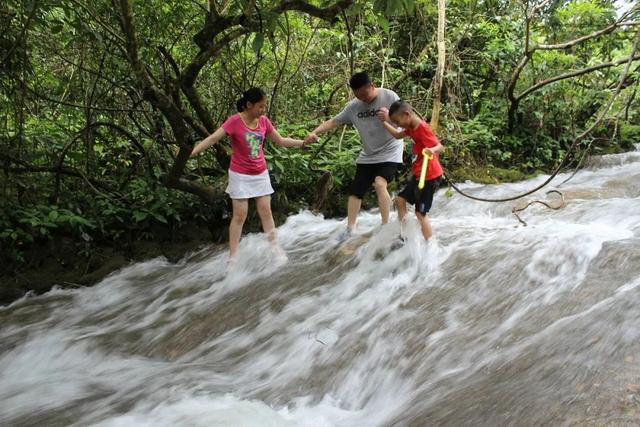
[221,114,274,175]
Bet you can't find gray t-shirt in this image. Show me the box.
[333,88,403,164]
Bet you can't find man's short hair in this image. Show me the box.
[389,99,412,116]
[349,72,372,90]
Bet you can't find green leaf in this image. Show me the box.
[387,0,403,15]
[404,0,415,14]
[133,211,148,222]
[151,211,168,223]
[252,33,264,54]
[377,15,390,34]
[373,0,386,13]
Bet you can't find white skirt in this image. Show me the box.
[225,169,274,199]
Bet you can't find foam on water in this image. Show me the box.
[1,145,640,426]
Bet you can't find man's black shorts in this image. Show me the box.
[397,175,440,214]
[349,162,401,199]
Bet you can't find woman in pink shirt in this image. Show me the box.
[190,88,305,261]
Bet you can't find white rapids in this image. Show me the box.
[1,145,640,426]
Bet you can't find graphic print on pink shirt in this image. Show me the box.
[245,131,262,159]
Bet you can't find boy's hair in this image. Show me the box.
[388,99,412,117]
[349,72,372,90]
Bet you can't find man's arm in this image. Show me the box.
[304,118,341,145]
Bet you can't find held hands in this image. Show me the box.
[376,107,389,122]
[303,133,319,146]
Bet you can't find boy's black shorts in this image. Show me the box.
[349,162,401,199]
[397,175,440,215]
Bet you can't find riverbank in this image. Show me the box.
[0,223,221,305]
[0,157,616,305]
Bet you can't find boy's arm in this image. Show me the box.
[268,128,304,148]
[381,121,406,139]
[191,127,227,156]
[424,141,443,155]
[421,126,443,155]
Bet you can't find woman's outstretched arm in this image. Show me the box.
[191,127,227,156]
[267,129,305,148]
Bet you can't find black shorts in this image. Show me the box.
[349,162,401,199]
[397,175,440,214]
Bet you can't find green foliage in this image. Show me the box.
[618,122,640,150]
[0,201,94,263]
[457,117,498,153]
[1,0,638,268]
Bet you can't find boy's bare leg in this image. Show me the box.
[416,212,433,240]
[373,176,391,225]
[229,199,249,257]
[347,195,361,231]
[395,196,408,239]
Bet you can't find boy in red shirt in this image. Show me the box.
[379,100,444,240]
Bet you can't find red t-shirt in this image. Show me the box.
[404,121,443,181]
[221,114,274,175]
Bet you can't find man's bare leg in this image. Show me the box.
[395,196,408,239]
[347,195,361,231]
[373,176,391,225]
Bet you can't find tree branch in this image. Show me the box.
[516,55,640,101]
[271,0,354,21]
[159,175,222,205]
[1,0,39,67]
[537,20,633,50]
[1,154,122,200]
[507,10,637,129]
[117,0,194,188]
[14,75,150,113]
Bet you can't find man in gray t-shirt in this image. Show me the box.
[304,72,403,237]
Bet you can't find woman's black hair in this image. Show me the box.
[236,87,266,112]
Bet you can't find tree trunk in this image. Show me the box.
[430,0,446,133]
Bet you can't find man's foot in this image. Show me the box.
[335,228,353,244]
[390,235,406,251]
[226,256,237,274]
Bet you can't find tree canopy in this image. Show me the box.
[1,0,639,265]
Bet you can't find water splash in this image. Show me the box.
[1,145,640,426]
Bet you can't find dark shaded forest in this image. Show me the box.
[1,0,638,301]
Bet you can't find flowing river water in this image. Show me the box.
[1,146,640,426]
